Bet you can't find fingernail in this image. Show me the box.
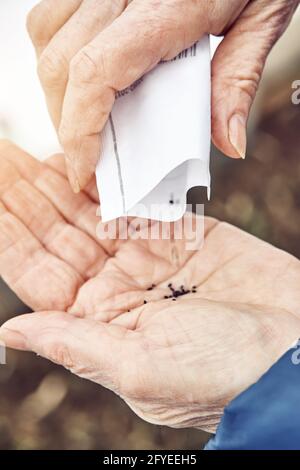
[0,327,28,351]
[229,114,247,159]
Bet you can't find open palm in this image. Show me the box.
[0,141,299,432]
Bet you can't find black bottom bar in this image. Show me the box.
[0,449,300,466]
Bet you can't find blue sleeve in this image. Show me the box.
[205,345,300,450]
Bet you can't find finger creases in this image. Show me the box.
[36,0,128,131]
[0,206,82,312]
[0,141,114,310]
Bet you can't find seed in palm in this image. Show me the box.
[165,283,197,300]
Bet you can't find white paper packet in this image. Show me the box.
[96,36,211,222]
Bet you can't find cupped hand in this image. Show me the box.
[26,0,298,191]
[0,141,300,432]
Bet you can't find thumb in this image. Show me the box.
[0,312,136,393]
[211,0,297,159]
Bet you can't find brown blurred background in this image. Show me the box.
[0,3,299,451]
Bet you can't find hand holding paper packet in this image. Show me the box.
[27,0,297,195]
[96,37,211,222]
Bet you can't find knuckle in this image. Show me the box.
[70,48,101,84]
[38,47,67,86]
[231,71,260,102]
[204,0,232,35]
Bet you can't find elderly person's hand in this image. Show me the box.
[1,141,300,432]
[26,0,299,192]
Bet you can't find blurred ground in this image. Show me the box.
[0,3,299,452]
[207,89,300,261]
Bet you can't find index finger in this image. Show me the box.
[58,1,208,191]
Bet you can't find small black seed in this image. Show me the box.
[147,287,153,291]
[172,298,176,301]
[162,284,196,301]
[169,200,174,205]
[144,300,147,304]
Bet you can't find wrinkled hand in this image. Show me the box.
[26,0,298,191]
[0,141,300,432]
